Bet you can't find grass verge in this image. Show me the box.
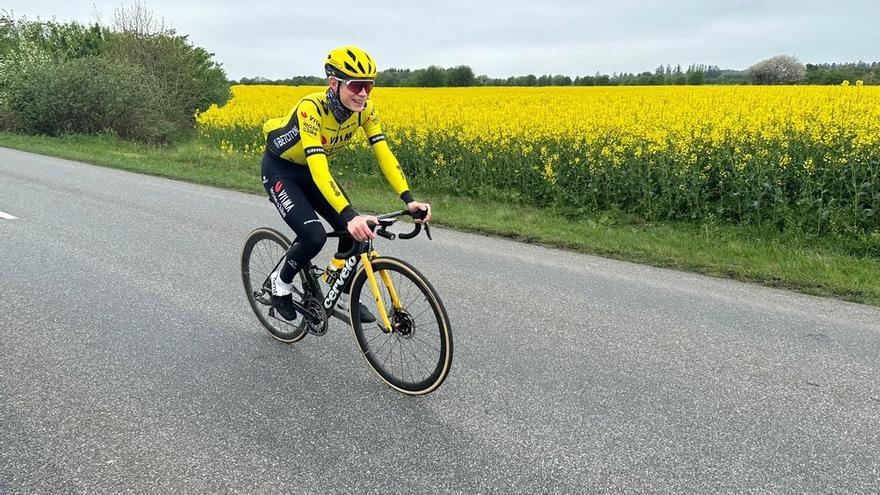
[2,131,878,305]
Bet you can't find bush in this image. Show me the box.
[105,30,230,131]
[1,8,229,144]
[5,56,175,143]
[748,55,806,85]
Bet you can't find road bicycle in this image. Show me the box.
[240,210,452,395]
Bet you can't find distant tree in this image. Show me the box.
[706,65,722,79]
[446,65,475,86]
[413,65,446,87]
[551,74,572,86]
[686,68,705,85]
[747,55,806,84]
[376,67,412,87]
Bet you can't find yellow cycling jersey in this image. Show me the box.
[262,92,411,216]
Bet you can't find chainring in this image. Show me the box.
[302,296,329,336]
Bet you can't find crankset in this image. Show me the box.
[301,296,329,336]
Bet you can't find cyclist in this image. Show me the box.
[260,46,431,322]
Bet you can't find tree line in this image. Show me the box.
[235,57,880,87]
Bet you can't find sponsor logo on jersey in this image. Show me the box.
[329,181,342,197]
[302,121,320,136]
[272,127,300,149]
[269,182,294,216]
[329,131,354,145]
[304,146,326,157]
[299,111,320,125]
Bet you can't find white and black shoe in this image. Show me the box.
[270,272,298,321]
[337,295,376,323]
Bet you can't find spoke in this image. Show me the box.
[409,301,434,322]
[258,240,274,272]
[256,241,267,268]
[403,275,419,310]
[366,327,391,347]
[408,334,442,355]
[396,338,414,383]
[400,339,433,379]
[380,335,399,368]
[413,317,440,328]
[370,331,395,359]
[404,289,431,318]
[400,334,428,382]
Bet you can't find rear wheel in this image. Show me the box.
[240,228,309,343]
[349,257,452,395]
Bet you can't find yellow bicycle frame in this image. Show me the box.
[359,251,403,332]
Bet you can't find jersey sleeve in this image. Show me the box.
[361,103,414,204]
[299,100,358,222]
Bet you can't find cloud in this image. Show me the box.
[4,0,879,79]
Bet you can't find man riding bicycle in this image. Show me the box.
[260,46,431,323]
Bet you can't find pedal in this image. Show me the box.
[254,291,272,305]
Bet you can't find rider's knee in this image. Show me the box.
[297,223,327,257]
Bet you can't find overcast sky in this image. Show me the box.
[4,1,879,79]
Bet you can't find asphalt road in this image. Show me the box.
[1,147,879,494]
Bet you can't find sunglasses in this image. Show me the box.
[334,77,374,94]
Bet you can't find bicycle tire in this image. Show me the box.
[349,256,453,395]
[240,227,309,343]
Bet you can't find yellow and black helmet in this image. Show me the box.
[325,46,377,80]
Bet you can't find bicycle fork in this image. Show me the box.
[359,252,402,333]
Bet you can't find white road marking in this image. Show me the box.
[0,211,18,220]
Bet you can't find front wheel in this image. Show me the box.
[349,257,453,395]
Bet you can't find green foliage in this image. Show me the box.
[0,8,228,143]
[446,65,476,86]
[0,13,108,62]
[104,30,230,129]
[413,65,447,87]
[236,60,878,89]
[5,56,174,142]
[805,62,880,85]
[0,14,109,114]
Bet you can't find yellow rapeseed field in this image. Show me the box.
[196,84,880,234]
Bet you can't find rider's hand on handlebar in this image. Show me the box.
[347,215,379,242]
[406,201,432,224]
